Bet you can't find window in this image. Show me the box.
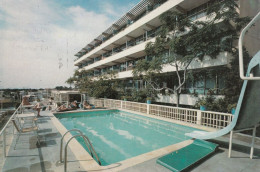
[217,74,226,93]
[186,79,194,94]
[205,75,216,94]
[194,75,205,95]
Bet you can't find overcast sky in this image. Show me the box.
[0,0,140,89]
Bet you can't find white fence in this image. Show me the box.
[88,98,233,129]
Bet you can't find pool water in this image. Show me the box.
[55,110,196,166]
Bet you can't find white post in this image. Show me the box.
[197,110,202,125]
[147,104,150,115]
[121,100,122,109]
[59,94,62,105]
[228,130,233,158]
[185,110,188,122]
[250,126,257,159]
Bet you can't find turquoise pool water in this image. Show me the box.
[55,110,196,166]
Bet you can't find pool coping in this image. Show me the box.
[51,108,217,171]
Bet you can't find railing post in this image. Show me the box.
[197,110,202,125]
[250,125,257,159]
[3,129,6,157]
[228,130,233,158]
[121,100,122,109]
[147,104,150,115]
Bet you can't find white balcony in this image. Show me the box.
[110,51,231,79]
[81,38,156,71]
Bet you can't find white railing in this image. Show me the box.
[122,101,147,114]
[0,104,23,170]
[88,98,233,129]
[201,111,233,129]
[88,98,105,108]
[149,104,198,124]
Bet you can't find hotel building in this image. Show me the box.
[73,0,259,106]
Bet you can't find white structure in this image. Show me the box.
[51,90,82,105]
[74,0,235,105]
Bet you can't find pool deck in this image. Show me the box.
[1,110,260,172]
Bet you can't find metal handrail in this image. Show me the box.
[0,103,22,158]
[64,134,101,172]
[239,10,260,80]
[0,103,22,136]
[60,129,93,163]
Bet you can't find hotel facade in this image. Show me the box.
[73,0,259,106]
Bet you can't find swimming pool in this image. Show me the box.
[55,110,197,166]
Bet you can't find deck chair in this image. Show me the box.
[12,117,40,149]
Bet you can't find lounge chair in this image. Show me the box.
[56,105,77,112]
[12,116,40,149]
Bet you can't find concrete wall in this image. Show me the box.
[240,0,260,56]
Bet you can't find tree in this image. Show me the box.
[66,77,75,88]
[67,70,119,99]
[133,0,250,107]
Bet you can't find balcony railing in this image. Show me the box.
[79,27,160,69]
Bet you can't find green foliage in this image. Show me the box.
[87,79,119,99]
[146,97,152,101]
[194,47,251,113]
[66,70,119,99]
[122,88,157,103]
[227,103,237,112]
[195,95,228,112]
[55,86,71,90]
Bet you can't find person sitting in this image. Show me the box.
[57,102,77,112]
[69,101,77,109]
[83,101,93,109]
[22,96,31,106]
[57,104,67,111]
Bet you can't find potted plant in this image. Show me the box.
[227,103,237,115]
[121,96,127,101]
[146,97,152,104]
[197,98,207,111]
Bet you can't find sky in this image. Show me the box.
[0,0,140,89]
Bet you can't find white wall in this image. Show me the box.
[156,94,225,106]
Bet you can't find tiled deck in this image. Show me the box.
[2,111,83,172]
[1,110,259,172]
[122,134,260,172]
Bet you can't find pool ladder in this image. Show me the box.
[59,129,101,172]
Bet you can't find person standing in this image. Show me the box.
[34,102,41,117]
